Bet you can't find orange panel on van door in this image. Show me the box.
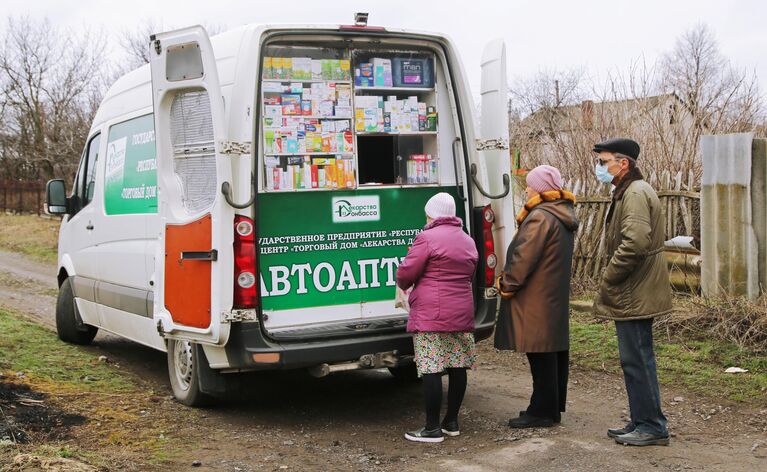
[164,214,213,329]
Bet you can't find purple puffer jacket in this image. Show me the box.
[396,216,478,333]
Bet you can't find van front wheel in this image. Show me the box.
[167,339,212,407]
[55,278,98,345]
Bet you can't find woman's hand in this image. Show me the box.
[496,273,514,299]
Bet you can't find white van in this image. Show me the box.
[46,17,515,405]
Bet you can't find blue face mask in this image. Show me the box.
[595,163,615,184]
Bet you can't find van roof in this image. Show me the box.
[92,23,453,132]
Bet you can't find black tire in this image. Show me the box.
[167,339,213,407]
[55,277,98,345]
[388,362,420,382]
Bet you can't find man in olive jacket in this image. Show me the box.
[592,138,673,447]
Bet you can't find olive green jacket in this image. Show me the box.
[593,178,673,320]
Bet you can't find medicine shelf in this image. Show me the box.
[354,86,435,92]
[263,187,355,193]
[262,79,353,84]
[356,131,437,136]
[264,152,355,157]
[266,115,352,120]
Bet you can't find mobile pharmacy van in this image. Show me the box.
[46,16,515,405]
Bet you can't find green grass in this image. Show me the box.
[0,214,59,264]
[0,307,190,468]
[571,313,767,405]
[0,308,131,392]
[56,446,75,458]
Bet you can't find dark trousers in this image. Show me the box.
[615,319,668,436]
[422,368,467,430]
[525,350,569,421]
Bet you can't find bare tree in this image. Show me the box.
[117,19,228,70]
[0,17,106,182]
[510,24,764,194]
[659,25,763,166]
[116,18,167,70]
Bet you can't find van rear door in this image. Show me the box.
[479,39,514,264]
[149,26,234,345]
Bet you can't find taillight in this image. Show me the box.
[233,215,257,308]
[482,205,496,286]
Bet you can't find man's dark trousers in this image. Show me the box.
[615,319,668,436]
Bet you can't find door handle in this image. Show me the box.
[221,180,255,209]
[180,250,218,261]
[470,163,510,199]
[86,222,94,230]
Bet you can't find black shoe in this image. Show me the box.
[520,410,561,424]
[607,423,635,439]
[405,427,444,443]
[441,419,460,437]
[508,414,554,429]
[614,430,670,446]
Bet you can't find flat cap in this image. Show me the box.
[592,138,640,160]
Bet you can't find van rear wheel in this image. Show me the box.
[55,278,98,345]
[167,339,212,407]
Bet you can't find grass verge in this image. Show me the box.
[570,312,767,405]
[0,308,132,393]
[0,308,190,469]
[0,214,59,264]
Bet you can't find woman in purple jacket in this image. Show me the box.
[396,192,479,443]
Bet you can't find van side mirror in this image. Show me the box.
[46,179,68,215]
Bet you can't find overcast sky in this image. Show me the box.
[2,0,766,102]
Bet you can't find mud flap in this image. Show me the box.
[194,344,239,398]
[73,302,90,332]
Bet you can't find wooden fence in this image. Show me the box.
[0,180,46,215]
[566,170,700,282]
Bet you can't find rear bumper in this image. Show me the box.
[223,295,497,371]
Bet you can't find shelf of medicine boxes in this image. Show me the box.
[354,86,434,92]
[262,79,353,84]
[356,131,437,136]
[264,152,355,157]
[267,115,353,120]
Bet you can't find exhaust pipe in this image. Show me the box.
[308,351,400,378]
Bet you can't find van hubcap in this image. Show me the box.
[173,340,194,391]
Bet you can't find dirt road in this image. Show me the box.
[1,251,765,471]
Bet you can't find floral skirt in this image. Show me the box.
[413,332,477,376]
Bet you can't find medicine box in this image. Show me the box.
[393,56,434,88]
[373,58,393,87]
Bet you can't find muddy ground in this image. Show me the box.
[0,249,765,471]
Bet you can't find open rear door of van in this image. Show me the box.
[149,26,233,345]
[480,39,514,264]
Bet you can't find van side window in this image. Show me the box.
[71,154,86,211]
[70,133,101,213]
[84,134,101,205]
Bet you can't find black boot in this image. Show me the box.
[508,413,554,429]
[520,410,560,424]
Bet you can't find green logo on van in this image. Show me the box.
[104,114,158,215]
[332,196,380,223]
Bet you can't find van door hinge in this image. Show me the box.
[476,138,509,151]
[220,141,252,155]
[221,309,258,323]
